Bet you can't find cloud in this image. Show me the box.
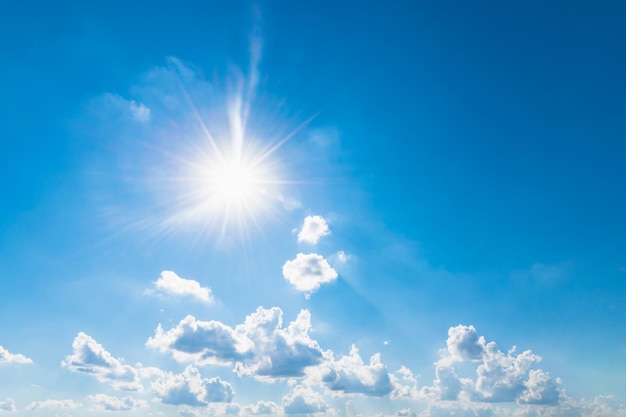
[320,345,393,397]
[390,366,420,399]
[62,332,142,391]
[0,398,15,412]
[129,100,151,122]
[422,325,560,405]
[150,270,213,303]
[298,215,331,244]
[146,315,254,366]
[282,253,338,297]
[243,401,282,415]
[25,400,80,411]
[152,365,234,406]
[147,307,325,380]
[94,93,151,123]
[282,385,328,414]
[87,394,148,411]
[0,345,33,364]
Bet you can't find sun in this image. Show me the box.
[205,153,267,210]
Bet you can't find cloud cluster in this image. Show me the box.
[62,332,142,391]
[151,270,213,303]
[298,215,331,244]
[282,253,338,297]
[152,365,234,406]
[0,345,33,364]
[422,325,562,405]
[282,385,328,414]
[147,307,325,379]
[87,394,148,411]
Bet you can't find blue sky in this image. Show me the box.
[1,1,625,416]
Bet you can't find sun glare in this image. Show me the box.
[209,157,263,207]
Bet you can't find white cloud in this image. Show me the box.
[282,253,338,297]
[0,398,15,412]
[87,394,148,411]
[146,315,254,366]
[395,409,417,417]
[298,215,331,244]
[422,325,560,405]
[147,307,325,380]
[62,332,142,391]
[282,385,328,414]
[0,345,33,364]
[25,400,80,411]
[151,270,213,303]
[94,93,151,123]
[390,366,420,399]
[335,251,349,263]
[152,365,234,406]
[320,345,393,397]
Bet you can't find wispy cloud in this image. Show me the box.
[87,394,148,411]
[25,399,81,411]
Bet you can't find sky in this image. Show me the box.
[1,1,625,417]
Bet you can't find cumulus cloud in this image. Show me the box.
[298,215,331,244]
[320,345,393,397]
[87,394,148,411]
[152,365,234,406]
[390,366,420,399]
[282,253,338,297]
[146,315,254,366]
[422,325,561,405]
[25,400,80,411]
[0,345,33,364]
[0,398,15,412]
[282,385,328,414]
[243,401,282,415]
[147,307,325,379]
[62,332,142,391]
[150,270,213,303]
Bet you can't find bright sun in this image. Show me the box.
[209,157,262,207]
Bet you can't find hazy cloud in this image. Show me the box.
[298,215,331,244]
[282,253,338,297]
[0,398,15,412]
[62,332,142,391]
[25,400,80,411]
[87,394,148,411]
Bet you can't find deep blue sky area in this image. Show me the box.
[1,2,625,417]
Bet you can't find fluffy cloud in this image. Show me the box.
[243,401,282,415]
[146,315,253,366]
[25,400,80,411]
[390,366,420,399]
[87,394,148,411]
[320,345,393,397]
[282,385,328,414]
[152,365,234,406]
[298,215,331,244]
[147,307,325,379]
[151,270,213,303]
[62,332,142,391]
[422,325,560,405]
[0,345,33,364]
[282,253,338,297]
[0,398,15,412]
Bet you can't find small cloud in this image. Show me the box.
[62,332,142,391]
[87,394,148,411]
[336,251,349,263]
[129,100,151,122]
[282,253,338,297]
[25,400,80,411]
[150,270,213,303]
[298,215,331,245]
[0,345,33,364]
[0,398,15,412]
[383,341,389,346]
